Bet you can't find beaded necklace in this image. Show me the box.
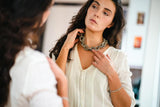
[79,34,108,51]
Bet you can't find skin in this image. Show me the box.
[41,1,54,26]
[85,0,115,32]
[56,0,131,106]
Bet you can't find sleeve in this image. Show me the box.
[117,53,136,107]
[22,57,63,107]
[29,90,62,107]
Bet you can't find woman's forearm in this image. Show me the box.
[56,46,70,107]
[57,77,69,107]
[107,72,131,107]
[47,57,69,107]
[56,46,69,74]
[110,88,131,107]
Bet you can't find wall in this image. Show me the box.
[120,0,151,106]
[140,0,160,106]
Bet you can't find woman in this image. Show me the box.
[0,0,68,107]
[49,0,135,107]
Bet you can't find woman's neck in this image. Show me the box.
[84,28,103,48]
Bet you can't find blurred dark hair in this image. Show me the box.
[49,0,125,61]
[0,0,52,106]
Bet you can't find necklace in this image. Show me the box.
[79,34,108,51]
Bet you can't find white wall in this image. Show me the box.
[140,0,160,106]
[42,5,81,56]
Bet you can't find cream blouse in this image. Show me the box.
[54,44,135,107]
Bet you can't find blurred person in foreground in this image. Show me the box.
[0,0,69,107]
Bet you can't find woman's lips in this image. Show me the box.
[90,19,97,24]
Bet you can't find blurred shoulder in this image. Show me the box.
[20,47,47,63]
[108,46,127,58]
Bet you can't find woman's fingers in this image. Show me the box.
[92,50,111,62]
[92,50,100,59]
[75,29,84,34]
[67,29,84,39]
[46,57,66,80]
[47,57,54,69]
[64,29,84,49]
[72,29,84,38]
[74,39,79,44]
[106,54,111,61]
[93,55,100,64]
[47,57,59,79]
[92,50,104,60]
[97,51,105,57]
[92,61,98,68]
[73,29,84,40]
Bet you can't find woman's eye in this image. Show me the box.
[92,5,97,9]
[104,12,108,16]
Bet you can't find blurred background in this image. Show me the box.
[38,0,160,107]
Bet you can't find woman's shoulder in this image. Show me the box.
[12,47,49,76]
[10,46,57,96]
[17,46,47,64]
[105,46,128,66]
[15,47,57,94]
[107,46,127,59]
[12,47,51,79]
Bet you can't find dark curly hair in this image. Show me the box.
[0,0,52,106]
[49,0,125,61]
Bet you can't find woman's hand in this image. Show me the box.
[47,57,68,96]
[47,57,69,107]
[92,51,132,107]
[63,29,84,50]
[92,50,122,91]
[47,57,67,82]
[92,50,116,79]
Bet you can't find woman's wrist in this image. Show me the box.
[56,74,67,83]
[61,45,70,53]
[62,96,69,107]
[57,82,68,97]
[107,71,122,91]
[104,67,116,80]
[62,42,71,51]
[109,86,123,93]
[61,96,69,101]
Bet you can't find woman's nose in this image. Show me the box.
[94,10,101,18]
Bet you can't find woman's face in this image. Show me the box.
[85,0,116,32]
